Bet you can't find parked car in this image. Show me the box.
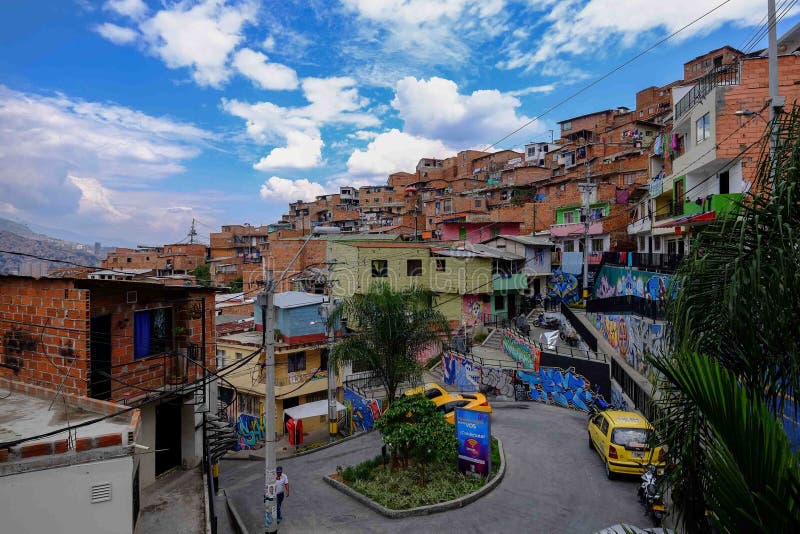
[404,382,452,402]
[588,410,665,479]
[436,392,492,425]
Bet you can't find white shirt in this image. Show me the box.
[275,473,289,494]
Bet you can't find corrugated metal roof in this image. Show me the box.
[465,243,525,261]
[273,291,326,309]
[496,234,555,247]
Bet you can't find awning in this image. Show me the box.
[654,211,716,228]
[283,399,346,420]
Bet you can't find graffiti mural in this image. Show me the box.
[235,413,265,451]
[547,269,580,304]
[441,351,480,391]
[591,313,668,376]
[501,329,541,370]
[344,388,382,432]
[481,367,515,398]
[593,266,672,301]
[461,294,490,327]
[514,366,602,412]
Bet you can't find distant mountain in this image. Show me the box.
[0,217,103,276]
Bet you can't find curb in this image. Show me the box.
[221,431,370,462]
[323,437,506,519]
[223,489,251,534]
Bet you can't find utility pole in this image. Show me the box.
[324,260,338,441]
[188,218,198,244]
[260,257,278,533]
[579,158,596,301]
[767,0,784,180]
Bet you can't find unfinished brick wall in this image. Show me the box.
[0,277,89,396]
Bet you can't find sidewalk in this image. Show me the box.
[135,467,205,534]
[225,425,356,461]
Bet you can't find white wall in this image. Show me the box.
[0,456,135,534]
[138,403,156,487]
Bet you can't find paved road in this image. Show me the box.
[220,402,648,533]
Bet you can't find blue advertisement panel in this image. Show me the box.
[455,408,491,476]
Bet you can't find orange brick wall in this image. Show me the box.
[0,278,89,396]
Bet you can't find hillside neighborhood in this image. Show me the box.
[2,2,800,534]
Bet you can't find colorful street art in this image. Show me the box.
[591,313,668,376]
[515,367,602,412]
[235,413,265,451]
[547,269,580,304]
[593,266,672,301]
[461,294,490,327]
[344,388,382,432]
[501,329,541,370]
[441,352,605,413]
[441,351,480,391]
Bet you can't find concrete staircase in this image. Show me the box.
[481,329,503,351]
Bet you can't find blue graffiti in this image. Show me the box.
[516,367,603,412]
[441,352,480,391]
[345,388,382,432]
[235,413,264,451]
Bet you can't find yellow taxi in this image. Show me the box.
[404,383,492,424]
[588,410,665,479]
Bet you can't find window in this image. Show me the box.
[288,351,306,373]
[592,238,604,252]
[494,295,506,311]
[475,199,482,208]
[564,241,575,252]
[235,352,243,361]
[713,55,722,68]
[719,170,730,194]
[406,259,422,277]
[639,110,644,117]
[696,113,711,144]
[133,308,173,359]
[623,172,638,185]
[638,236,645,251]
[653,236,662,252]
[436,259,446,272]
[563,211,575,224]
[600,417,610,436]
[443,200,452,212]
[562,121,572,131]
[371,259,388,277]
[126,257,132,263]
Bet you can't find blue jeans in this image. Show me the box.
[277,492,284,521]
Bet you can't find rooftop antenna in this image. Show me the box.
[188,218,198,244]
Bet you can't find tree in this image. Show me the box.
[653,106,800,532]
[229,276,243,292]
[329,283,451,403]
[375,394,458,484]
[191,263,211,286]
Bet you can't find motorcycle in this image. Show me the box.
[637,464,667,526]
[533,312,561,329]
[587,393,611,417]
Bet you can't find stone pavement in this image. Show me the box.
[219,403,651,534]
[135,466,205,534]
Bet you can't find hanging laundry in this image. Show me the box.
[671,133,679,150]
[616,189,630,204]
[653,134,663,155]
[576,146,587,159]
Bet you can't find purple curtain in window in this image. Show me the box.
[134,311,151,359]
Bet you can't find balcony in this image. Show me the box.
[627,216,651,235]
[550,221,604,238]
[602,252,684,273]
[551,251,603,265]
[675,63,740,121]
[492,272,529,291]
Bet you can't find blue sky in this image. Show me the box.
[1,0,797,246]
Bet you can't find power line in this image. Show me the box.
[479,0,734,151]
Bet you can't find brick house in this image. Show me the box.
[0,275,217,490]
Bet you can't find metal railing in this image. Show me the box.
[560,303,599,352]
[493,326,608,363]
[675,63,740,120]
[601,252,684,273]
[586,296,667,321]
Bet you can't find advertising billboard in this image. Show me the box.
[455,408,491,476]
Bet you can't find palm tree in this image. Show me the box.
[653,106,800,532]
[329,283,451,404]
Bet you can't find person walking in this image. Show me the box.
[275,466,290,524]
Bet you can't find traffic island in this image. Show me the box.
[323,437,505,518]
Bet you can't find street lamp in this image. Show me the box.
[734,109,769,124]
[261,225,340,533]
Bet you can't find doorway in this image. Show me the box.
[90,314,112,400]
[155,400,182,475]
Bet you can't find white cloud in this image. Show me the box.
[500,0,788,73]
[232,48,299,90]
[254,131,323,170]
[95,22,138,45]
[0,86,211,240]
[69,175,129,221]
[261,35,276,51]
[104,0,148,19]
[391,76,544,148]
[348,130,378,141]
[508,84,556,96]
[223,77,378,171]
[347,129,451,180]
[139,0,257,88]
[259,176,326,203]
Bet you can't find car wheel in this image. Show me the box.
[588,434,594,450]
[605,460,615,480]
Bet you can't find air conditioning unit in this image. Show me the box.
[126,291,137,304]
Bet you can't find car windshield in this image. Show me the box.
[424,389,442,399]
[611,427,650,448]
